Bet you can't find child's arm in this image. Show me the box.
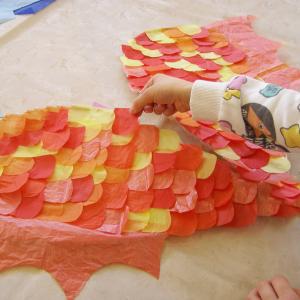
[191,75,300,152]
[131,74,300,152]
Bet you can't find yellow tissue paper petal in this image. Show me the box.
[215,147,241,160]
[219,66,237,81]
[199,52,221,60]
[214,57,233,66]
[183,64,204,72]
[49,164,73,181]
[157,129,181,152]
[178,24,201,35]
[120,55,144,67]
[0,167,3,176]
[111,134,133,145]
[92,166,107,184]
[261,156,291,174]
[141,48,162,58]
[123,211,150,232]
[128,39,145,51]
[165,59,190,69]
[13,144,56,158]
[128,39,162,57]
[131,152,152,170]
[146,30,175,44]
[84,124,102,142]
[181,51,200,57]
[142,208,171,233]
[196,152,217,179]
[69,106,115,128]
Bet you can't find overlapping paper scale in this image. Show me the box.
[120,16,300,91]
[0,106,299,237]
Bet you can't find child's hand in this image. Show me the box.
[247,276,300,300]
[131,74,192,116]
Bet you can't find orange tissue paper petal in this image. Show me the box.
[83,184,103,206]
[55,146,83,165]
[233,178,257,204]
[17,130,43,146]
[112,108,139,135]
[101,183,128,209]
[228,201,257,227]
[173,189,198,213]
[168,211,197,236]
[152,168,174,189]
[13,192,44,219]
[70,200,106,229]
[213,160,232,190]
[127,165,154,191]
[175,144,203,170]
[106,143,136,169]
[127,190,154,212]
[104,167,130,183]
[171,170,196,194]
[212,183,234,208]
[0,173,29,193]
[2,114,25,136]
[29,155,56,179]
[216,202,234,226]
[22,179,46,198]
[64,127,85,149]
[0,191,22,215]
[72,159,96,178]
[43,108,68,132]
[153,188,176,209]
[3,158,34,175]
[38,202,83,222]
[42,128,70,151]
[70,176,94,203]
[195,175,215,199]
[133,125,159,152]
[197,209,217,230]
[152,152,176,173]
[44,179,73,203]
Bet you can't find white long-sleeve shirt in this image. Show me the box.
[190,75,300,154]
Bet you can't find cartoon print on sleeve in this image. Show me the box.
[223,75,247,101]
[241,103,288,151]
[259,83,283,98]
[280,124,300,148]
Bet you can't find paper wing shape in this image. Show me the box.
[0,106,299,234]
[0,105,299,299]
[120,16,300,91]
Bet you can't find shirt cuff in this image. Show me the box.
[190,80,227,122]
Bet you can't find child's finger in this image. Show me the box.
[247,288,261,300]
[257,281,277,299]
[144,104,154,113]
[153,104,165,115]
[163,104,176,116]
[295,288,300,297]
[271,276,300,299]
[131,86,155,115]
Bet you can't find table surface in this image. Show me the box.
[0,1,299,299]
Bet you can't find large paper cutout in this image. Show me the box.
[0,105,299,299]
[120,16,300,92]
